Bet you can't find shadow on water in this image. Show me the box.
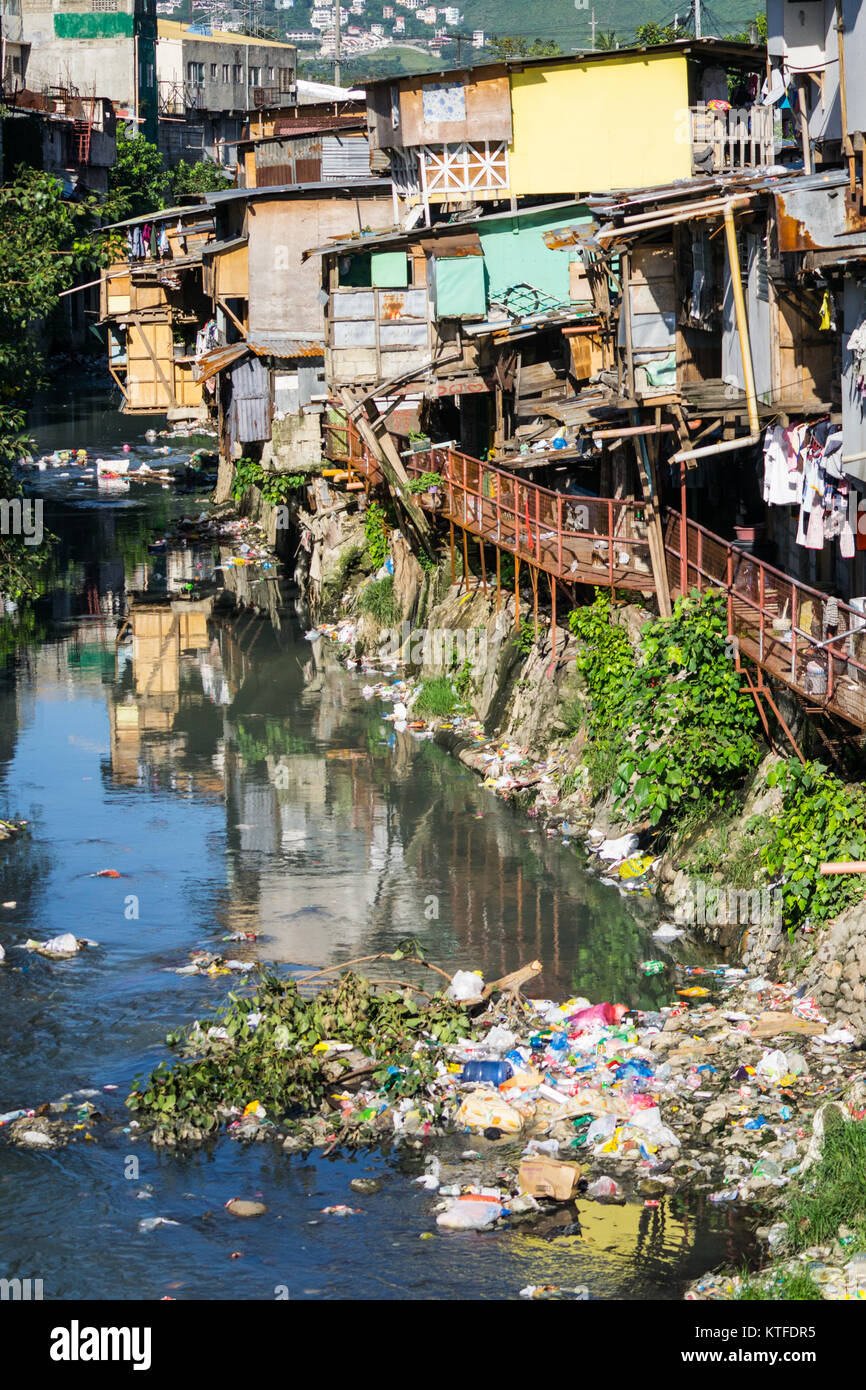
[0,388,755,1299]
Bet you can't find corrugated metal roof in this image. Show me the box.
[205,178,392,203]
[157,18,296,49]
[192,342,248,383]
[192,335,324,381]
[247,335,323,357]
[362,38,765,89]
[98,202,213,232]
[302,198,587,262]
[202,235,248,257]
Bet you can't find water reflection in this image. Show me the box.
[0,394,743,1300]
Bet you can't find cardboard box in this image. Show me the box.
[518,1157,582,1202]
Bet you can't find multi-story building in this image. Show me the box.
[19,0,159,140]
[155,20,296,166]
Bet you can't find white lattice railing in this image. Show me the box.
[419,141,509,198]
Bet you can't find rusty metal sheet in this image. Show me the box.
[380,292,408,321]
[192,342,248,383]
[774,181,866,253]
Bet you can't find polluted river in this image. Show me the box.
[0,382,753,1300]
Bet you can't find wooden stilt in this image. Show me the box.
[449,520,455,586]
[478,535,487,596]
[495,546,501,614]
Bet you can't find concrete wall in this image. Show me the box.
[20,0,157,137]
[154,24,295,119]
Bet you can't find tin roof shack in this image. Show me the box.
[242,97,366,143]
[2,90,116,193]
[310,199,606,464]
[578,172,866,604]
[100,203,215,417]
[200,180,395,470]
[365,41,771,224]
[609,176,840,415]
[156,20,296,167]
[236,120,372,189]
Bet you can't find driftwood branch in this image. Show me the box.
[481,959,543,1001]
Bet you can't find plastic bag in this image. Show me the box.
[756,1048,788,1084]
[456,1089,522,1134]
[447,970,485,1003]
[436,1197,502,1230]
[597,834,639,861]
[586,1115,617,1146]
[586,1176,621,1200]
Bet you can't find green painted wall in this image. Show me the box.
[478,203,592,311]
[54,13,134,38]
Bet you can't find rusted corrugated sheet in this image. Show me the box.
[257,163,297,187]
[192,342,248,383]
[247,336,324,357]
[273,113,362,134]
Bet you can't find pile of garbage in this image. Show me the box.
[115,945,866,1253]
[149,514,277,572]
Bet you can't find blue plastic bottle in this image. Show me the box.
[459,1060,513,1086]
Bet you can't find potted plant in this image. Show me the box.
[406,470,445,508]
[406,429,432,455]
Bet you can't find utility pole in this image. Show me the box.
[693,0,701,38]
[334,0,341,88]
[590,8,596,49]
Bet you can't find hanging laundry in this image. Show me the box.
[158,225,170,257]
[847,322,866,397]
[818,290,836,332]
[805,503,825,549]
[762,425,800,505]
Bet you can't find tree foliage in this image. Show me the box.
[0,167,115,599]
[487,35,562,58]
[569,589,762,830]
[104,130,171,223]
[171,158,234,199]
[634,20,690,44]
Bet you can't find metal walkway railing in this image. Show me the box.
[323,422,866,730]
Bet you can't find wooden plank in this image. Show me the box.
[129,316,178,410]
[339,388,434,556]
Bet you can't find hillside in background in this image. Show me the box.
[172,0,765,83]
[457,0,759,50]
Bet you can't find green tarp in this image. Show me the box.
[435,256,486,318]
[371,251,408,288]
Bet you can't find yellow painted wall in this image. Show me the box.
[508,54,692,195]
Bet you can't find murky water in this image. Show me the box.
[0,379,753,1300]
